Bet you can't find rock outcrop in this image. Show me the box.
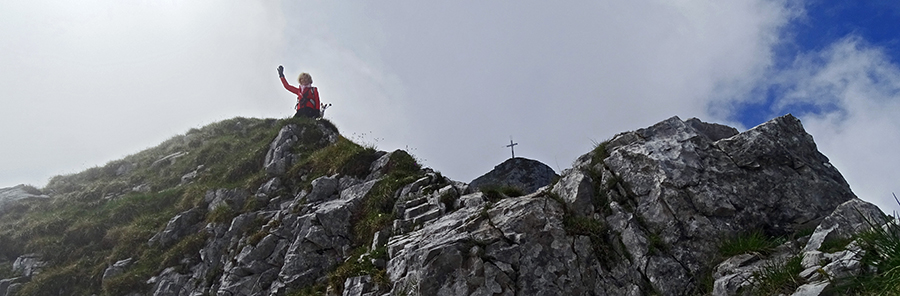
[0,114,888,296]
[0,185,47,213]
[468,157,558,194]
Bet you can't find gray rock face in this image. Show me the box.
[264,123,339,177]
[0,185,48,212]
[264,124,301,177]
[802,198,887,252]
[102,258,134,283]
[148,208,204,248]
[12,254,45,278]
[468,157,558,194]
[383,114,864,296]
[550,170,594,216]
[269,180,378,293]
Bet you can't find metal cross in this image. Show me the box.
[506,137,518,159]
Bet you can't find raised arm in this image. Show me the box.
[277,65,299,94]
[280,76,299,94]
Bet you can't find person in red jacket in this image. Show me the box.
[278,65,320,118]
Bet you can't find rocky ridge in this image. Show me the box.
[0,114,891,296]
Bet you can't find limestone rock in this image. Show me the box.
[12,254,45,278]
[468,157,558,194]
[149,208,203,248]
[343,275,380,296]
[264,124,301,176]
[550,170,594,216]
[264,122,339,177]
[205,188,249,212]
[803,198,887,252]
[0,185,48,212]
[102,258,134,283]
[308,175,339,203]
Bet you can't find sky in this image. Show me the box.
[1,0,899,213]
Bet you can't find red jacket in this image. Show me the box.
[280,76,320,110]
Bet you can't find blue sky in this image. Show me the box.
[737,0,900,127]
[1,0,899,213]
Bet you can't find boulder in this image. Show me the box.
[102,258,134,282]
[12,254,45,277]
[0,185,48,212]
[205,188,249,212]
[148,208,203,248]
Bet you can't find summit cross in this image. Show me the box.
[506,138,518,159]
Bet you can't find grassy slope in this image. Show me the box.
[0,116,348,295]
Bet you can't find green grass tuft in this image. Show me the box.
[749,255,805,295]
[719,230,781,257]
[481,185,525,203]
[206,204,236,223]
[837,197,900,295]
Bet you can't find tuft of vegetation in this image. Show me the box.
[481,185,525,203]
[548,190,617,266]
[591,139,612,166]
[327,247,391,295]
[353,150,422,246]
[0,261,15,281]
[818,237,854,253]
[206,204,236,223]
[748,255,805,295]
[286,284,327,296]
[719,230,781,257]
[292,136,380,182]
[563,214,606,236]
[835,194,900,295]
[439,190,459,212]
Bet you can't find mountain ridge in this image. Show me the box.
[0,114,895,296]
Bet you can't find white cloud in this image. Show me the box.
[287,1,798,182]
[0,0,286,186]
[767,37,900,213]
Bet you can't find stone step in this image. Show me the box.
[404,202,434,220]
[411,207,442,226]
[403,197,428,209]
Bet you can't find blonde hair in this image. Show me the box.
[298,73,313,86]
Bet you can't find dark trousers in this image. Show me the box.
[293,108,319,118]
